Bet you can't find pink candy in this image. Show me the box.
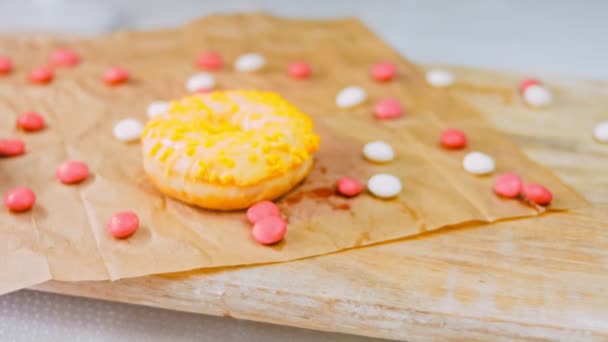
[56,161,90,185]
[108,211,139,239]
[28,67,54,84]
[103,66,130,86]
[196,52,223,70]
[493,173,523,198]
[50,48,80,67]
[522,184,553,206]
[17,112,45,132]
[252,216,287,245]
[370,62,397,82]
[519,78,541,95]
[440,129,467,149]
[0,138,25,157]
[246,201,280,224]
[288,62,312,79]
[336,177,363,197]
[4,187,36,212]
[374,99,403,119]
[0,56,13,74]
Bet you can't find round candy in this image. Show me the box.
[252,216,287,245]
[113,118,143,142]
[28,67,54,84]
[593,121,608,143]
[50,48,80,67]
[246,201,280,224]
[363,141,395,163]
[103,66,130,85]
[522,183,553,205]
[336,177,363,197]
[370,62,397,82]
[336,86,366,108]
[519,78,541,95]
[4,187,36,212]
[374,99,403,119]
[368,174,402,198]
[185,73,215,92]
[463,152,495,175]
[440,128,467,149]
[0,56,13,74]
[147,100,170,118]
[493,173,523,198]
[17,112,45,132]
[426,69,454,87]
[108,211,139,239]
[56,161,90,184]
[287,62,312,79]
[234,53,266,72]
[523,85,552,107]
[196,52,223,70]
[0,138,25,157]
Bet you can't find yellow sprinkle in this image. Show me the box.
[219,157,235,168]
[219,173,235,185]
[158,147,174,162]
[248,153,259,163]
[148,142,162,157]
[261,143,271,153]
[266,154,280,166]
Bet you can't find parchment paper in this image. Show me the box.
[0,14,587,294]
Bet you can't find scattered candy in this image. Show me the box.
[186,73,215,92]
[113,118,143,142]
[493,173,523,198]
[4,187,36,212]
[287,61,312,79]
[234,53,266,72]
[0,138,25,157]
[196,52,223,70]
[523,84,552,107]
[519,78,541,95]
[368,174,402,198]
[522,183,553,205]
[252,216,287,245]
[593,121,608,143]
[103,66,130,86]
[147,101,170,118]
[440,128,467,149]
[374,99,403,119]
[363,141,395,163]
[336,86,366,108]
[370,62,397,82]
[28,67,54,84]
[336,177,363,197]
[0,56,13,74]
[426,69,454,87]
[463,152,495,175]
[246,201,280,224]
[50,48,80,67]
[56,161,90,184]
[108,211,139,239]
[16,112,45,132]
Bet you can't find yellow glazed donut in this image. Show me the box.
[141,90,320,210]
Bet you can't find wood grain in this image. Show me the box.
[34,66,608,341]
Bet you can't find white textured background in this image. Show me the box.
[1,1,606,341]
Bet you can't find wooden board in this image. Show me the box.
[33,66,608,341]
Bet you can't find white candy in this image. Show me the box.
[463,151,495,175]
[593,121,608,143]
[368,174,402,198]
[234,53,266,72]
[363,141,395,163]
[186,73,215,92]
[426,69,454,87]
[336,86,366,108]
[523,85,552,107]
[146,101,170,118]
[113,118,143,142]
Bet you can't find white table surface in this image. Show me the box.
[1,1,606,341]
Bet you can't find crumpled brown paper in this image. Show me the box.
[0,14,587,294]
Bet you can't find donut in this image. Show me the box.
[141,90,320,210]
